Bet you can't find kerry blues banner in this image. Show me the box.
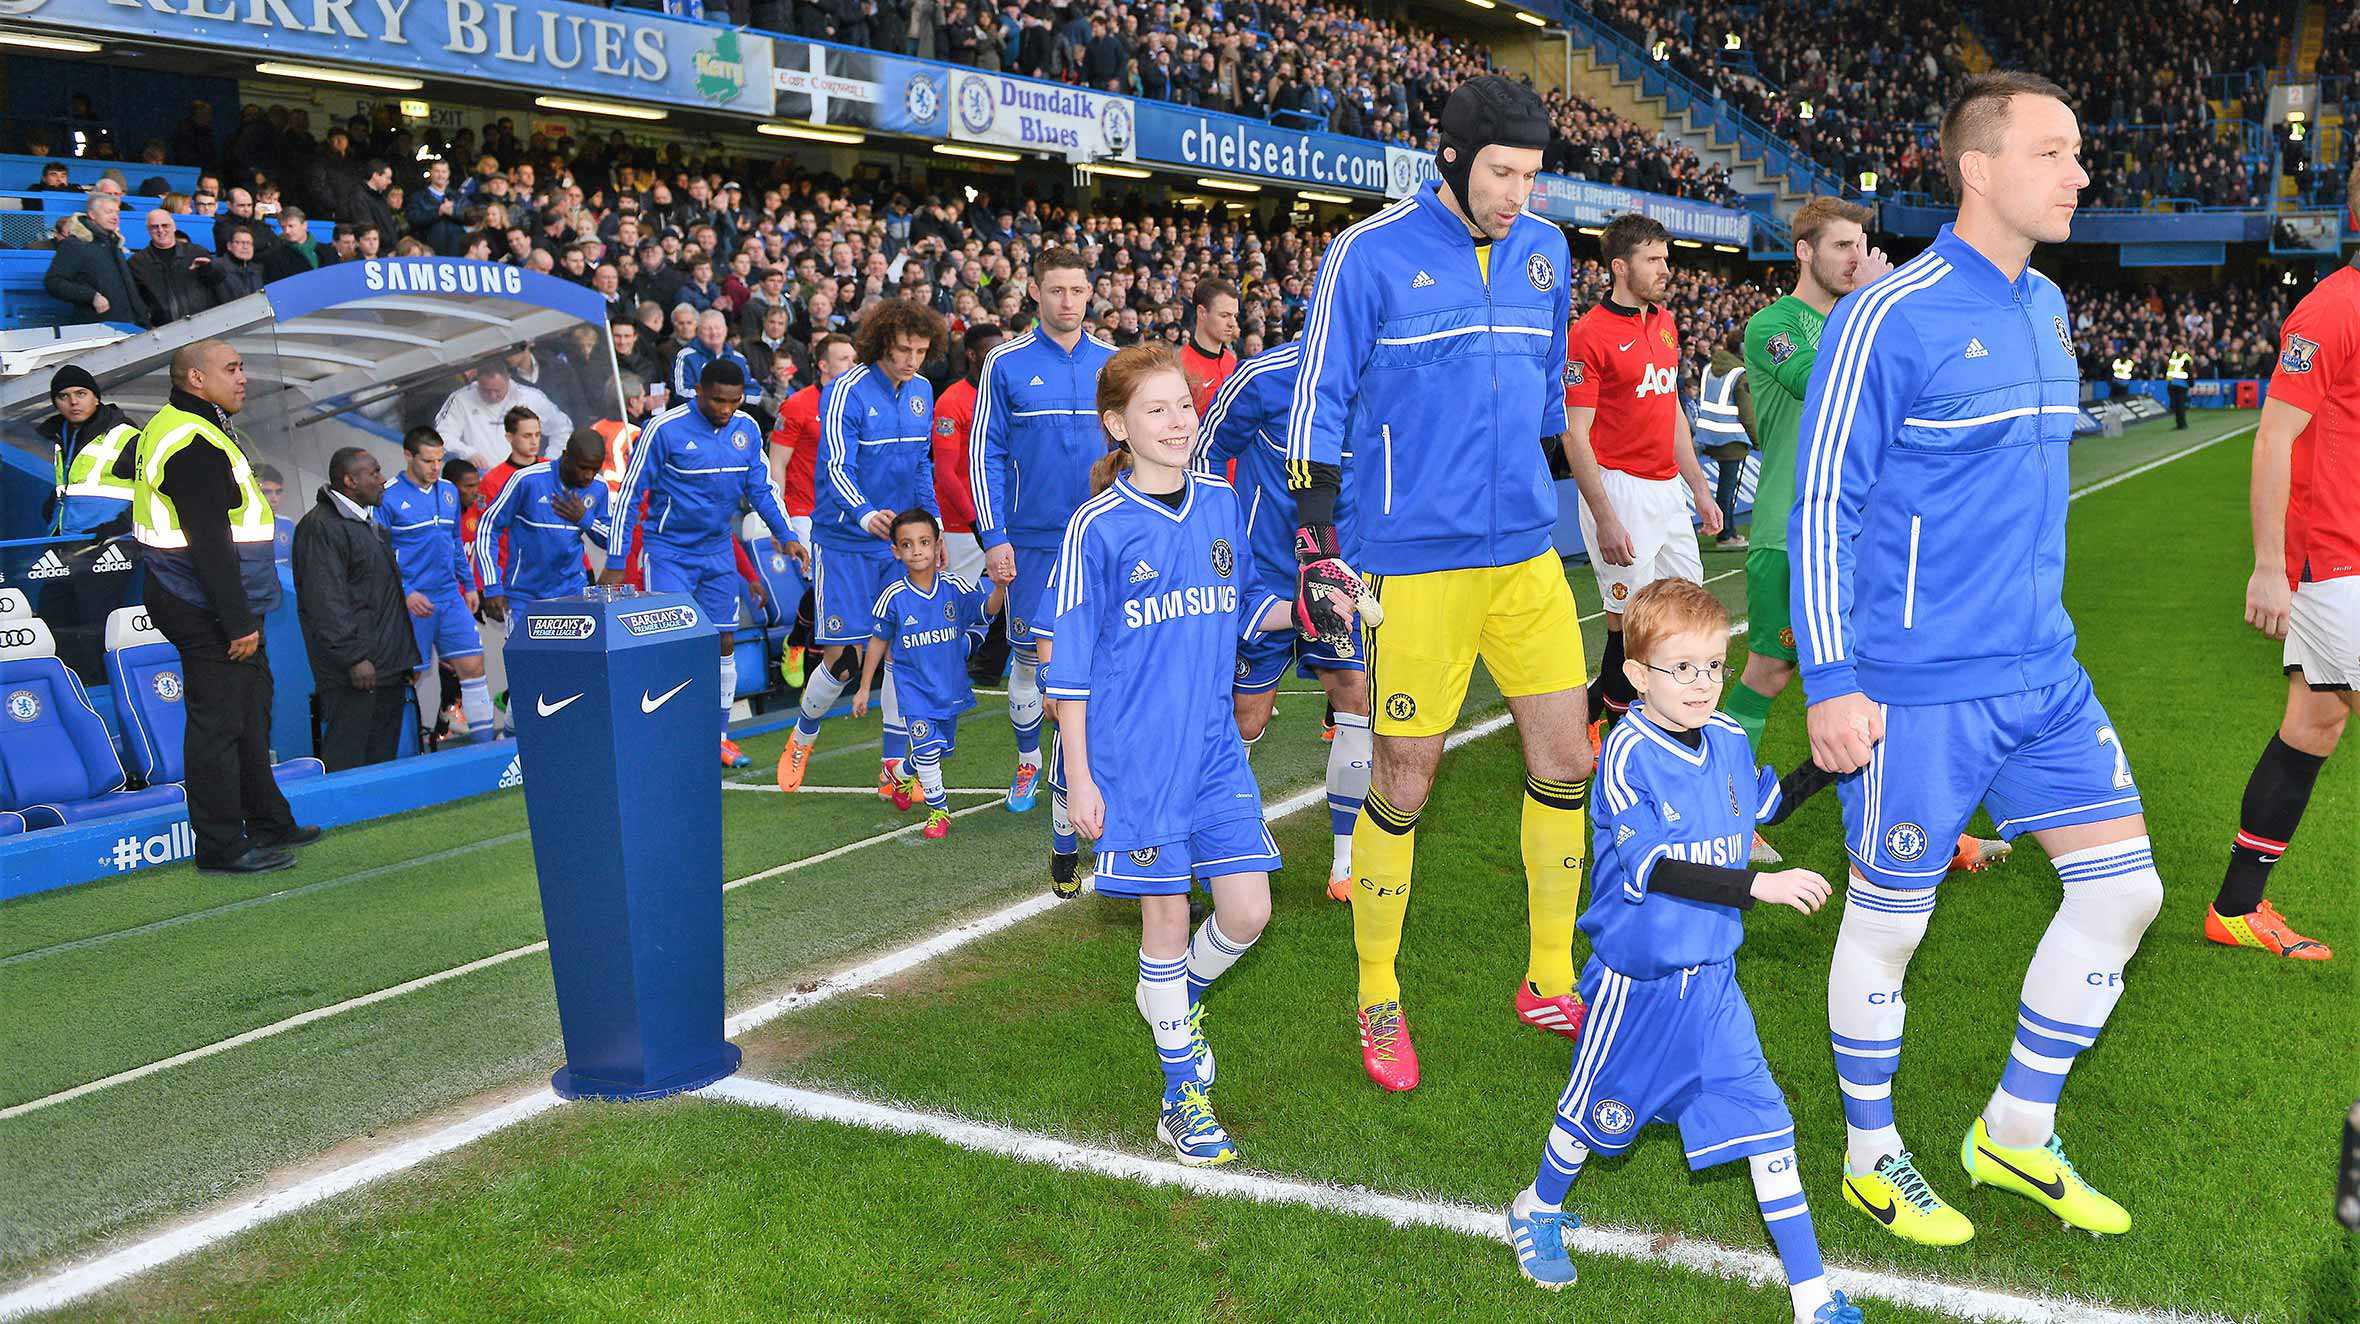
[948,69,1134,161]
[770,36,947,136]
[15,0,775,118]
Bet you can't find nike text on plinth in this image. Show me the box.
[505,589,740,1100]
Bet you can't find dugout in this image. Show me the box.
[0,257,624,744]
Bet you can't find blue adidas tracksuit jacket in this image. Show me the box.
[671,341,764,407]
[607,401,795,557]
[472,463,612,602]
[813,362,938,549]
[1285,181,1571,575]
[1789,224,2085,707]
[377,472,470,597]
[968,326,1120,552]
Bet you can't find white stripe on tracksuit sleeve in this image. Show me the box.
[1788,260,1941,704]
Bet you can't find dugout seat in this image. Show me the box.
[0,587,28,617]
[102,607,326,790]
[0,615,185,829]
[743,532,808,634]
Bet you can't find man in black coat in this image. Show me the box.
[44,195,151,326]
[129,209,217,326]
[346,159,400,249]
[293,446,421,771]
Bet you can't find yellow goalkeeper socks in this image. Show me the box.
[1521,775,1588,998]
[1353,788,1419,1007]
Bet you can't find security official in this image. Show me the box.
[133,339,320,875]
[41,364,141,538]
[2109,352,2136,400]
[2165,345,2194,430]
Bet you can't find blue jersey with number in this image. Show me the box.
[1584,706,1783,979]
[871,571,991,719]
[1043,472,1260,850]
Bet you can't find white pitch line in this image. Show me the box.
[705,1077,2227,1324]
[0,707,1520,1316]
[0,423,2234,1310]
[0,1090,565,1321]
[2066,420,2256,501]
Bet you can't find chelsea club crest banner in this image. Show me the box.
[769,38,948,135]
[948,70,1135,161]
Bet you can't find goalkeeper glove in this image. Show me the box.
[1293,523,1362,643]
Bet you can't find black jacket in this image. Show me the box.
[292,487,422,688]
[130,240,218,325]
[44,222,152,325]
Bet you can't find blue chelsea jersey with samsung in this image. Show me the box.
[1584,708,1783,980]
[1043,472,1261,850]
[872,572,992,719]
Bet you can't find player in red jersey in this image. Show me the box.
[2216,228,2360,962]
[1180,278,1240,418]
[771,333,857,546]
[933,323,1006,588]
[1565,213,1722,725]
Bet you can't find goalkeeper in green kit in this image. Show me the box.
[1734,196,2008,874]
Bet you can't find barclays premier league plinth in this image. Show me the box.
[505,587,739,1100]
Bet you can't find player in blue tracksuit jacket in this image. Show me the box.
[475,426,613,614]
[1278,77,1595,1096]
[777,299,949,804]
[1789,76,2159,1245]
[605,359,801,767]
[1195,340,1373,900]
[672,313,764,410]
[379,426,494,737]
[968,250,1118,818]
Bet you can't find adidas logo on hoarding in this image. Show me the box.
[497,756,523,789]
[91,544,131,574]
[25,550,67,580]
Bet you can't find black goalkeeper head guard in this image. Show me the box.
[1436,75,1552,208]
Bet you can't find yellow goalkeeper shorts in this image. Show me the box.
[1361,550,1587,738]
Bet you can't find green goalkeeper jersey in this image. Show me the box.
[1740,294,1828,554]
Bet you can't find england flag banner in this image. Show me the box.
[949,70,1136,162]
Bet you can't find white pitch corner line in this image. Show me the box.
[702,1077,2227,1324]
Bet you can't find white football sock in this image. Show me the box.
[1136,949,1194,1093]
[1008,650,1043,765]
[457,675,493,732]
[1184,915,1255,1003]
[718,651,738,716]
[1828,874,1934,1173]
[1328,710,1371,876]
[794,657,851,740]
[1984,837,2162,1148]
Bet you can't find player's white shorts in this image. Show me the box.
[942,531,986,587]
[1577,469,1701,612]
[2284,576,2360,691]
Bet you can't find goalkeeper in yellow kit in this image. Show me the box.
[1288,76,1623,1091]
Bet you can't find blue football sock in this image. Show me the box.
[1533,1123,1587,1208]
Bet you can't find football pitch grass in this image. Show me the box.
[6,409,2356,1322]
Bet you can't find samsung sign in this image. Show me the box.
[361,258,526,294]
[15,0,775,117]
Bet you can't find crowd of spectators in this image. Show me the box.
[760,0,1738,203]
[1578,0,2277,208]
[2068,282,2291,382]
